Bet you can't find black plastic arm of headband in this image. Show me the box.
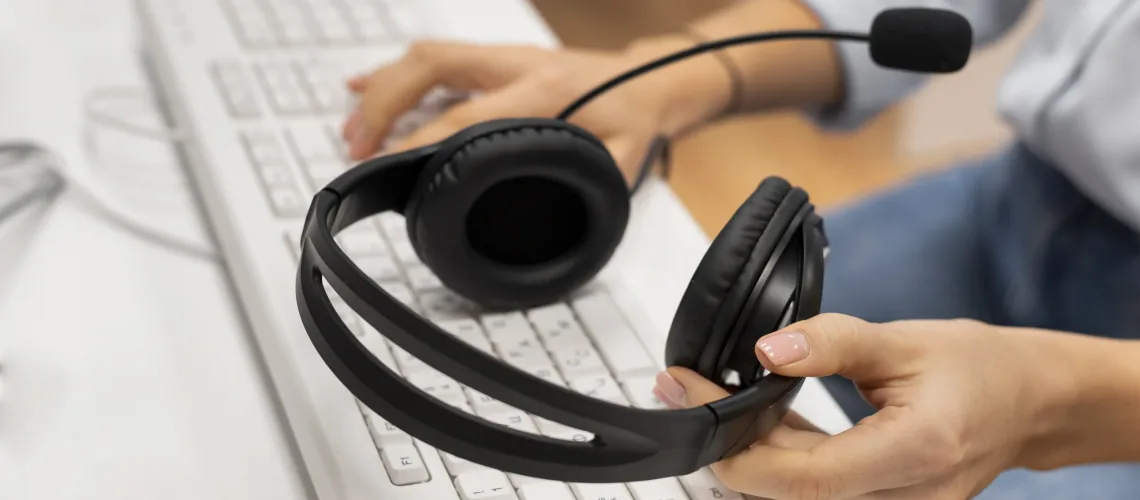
[297,153,806,481]
[301,202,713,480]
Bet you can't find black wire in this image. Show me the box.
[559,29,869,196]
[556,30,870,121]
[630,134,671,195]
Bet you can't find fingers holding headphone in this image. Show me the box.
[655,367,827,450]
[754,312,925,383]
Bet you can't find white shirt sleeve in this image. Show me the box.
[797,0,1033,129]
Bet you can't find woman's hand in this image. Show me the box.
[652,313,1094,499]
[340,37,732,183]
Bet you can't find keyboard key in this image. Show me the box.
[534,418,593,443]
[680,468,743,500]
[517,481,574,500]
[386,1,426,35]
[441,451,488,477]
[446,398,474,415]
[267,188,307,216]
[497,342,551,371]
[255,62,313,114]
[240,131,307,217]
[454,470,516,500]
[380,443,430,485]
[627,478,689,500]
[481,312,538,347]
[405,265,442,291]
[311,7,354,43]
[571,292,657,379]
[551,346,607,379]
[287,122,340,163]
[270,4,313,45]
[570,483,634,500]
[419,289,479,319]
[523,364,566,387]
[569,374,629,405]
[297,60,352,111]
[392,346,433,374]
[527,305,592,350]
[220,2,277,49]
[482,410,538,433]
[241,130,288,165]
[437,318,494,355]
[465,388,510,416]
[376,212,407,239]
[335,228,386,256]
[210,62,260,117]
[286,123,345,188]
[621,375,668,410]
[510,476,560,490]
[407,371,465,404]
[363,411,411,447]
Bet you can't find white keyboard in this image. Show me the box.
[135,0,744,498]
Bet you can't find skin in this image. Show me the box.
[654,313,1140,499]
[342,0,841,182]
[341,0,1140,496]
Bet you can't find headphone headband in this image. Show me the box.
[296,144,813,481]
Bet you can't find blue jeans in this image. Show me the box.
[817,142,1140,498]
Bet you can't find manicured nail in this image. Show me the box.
[653,371,686,408]
[756,331,810,366]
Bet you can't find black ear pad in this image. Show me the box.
[664,177,808,382]
[403,118,629,310]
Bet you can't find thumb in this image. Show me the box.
[754,313,922,383]
[653,366,732,409]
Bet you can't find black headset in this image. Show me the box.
[296,7,973,483]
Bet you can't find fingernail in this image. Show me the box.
[756,331,810,366]
[653,371,686,408]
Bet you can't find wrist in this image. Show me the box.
[620,33,735,138]
[1011,329,1140,470]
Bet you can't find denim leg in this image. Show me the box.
[972,144,1140,499]
[813,155,1006,422]
[811,143,1140,498]
[982,144,1140,339]
[977,463,1140,500]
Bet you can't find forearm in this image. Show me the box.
[620,0,841,136]
[1014,328,1140,470]
[623,0,1032,137]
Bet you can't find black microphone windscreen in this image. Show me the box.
[869,8,973,73]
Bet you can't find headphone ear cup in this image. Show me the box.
[402,118,629,310]
[665,177,804,381]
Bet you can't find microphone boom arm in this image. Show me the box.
[556,30,870,120]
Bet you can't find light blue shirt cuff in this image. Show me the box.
[797,0,929,130]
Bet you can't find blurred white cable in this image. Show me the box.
[6,139,221,261]
[1,87,224,262]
